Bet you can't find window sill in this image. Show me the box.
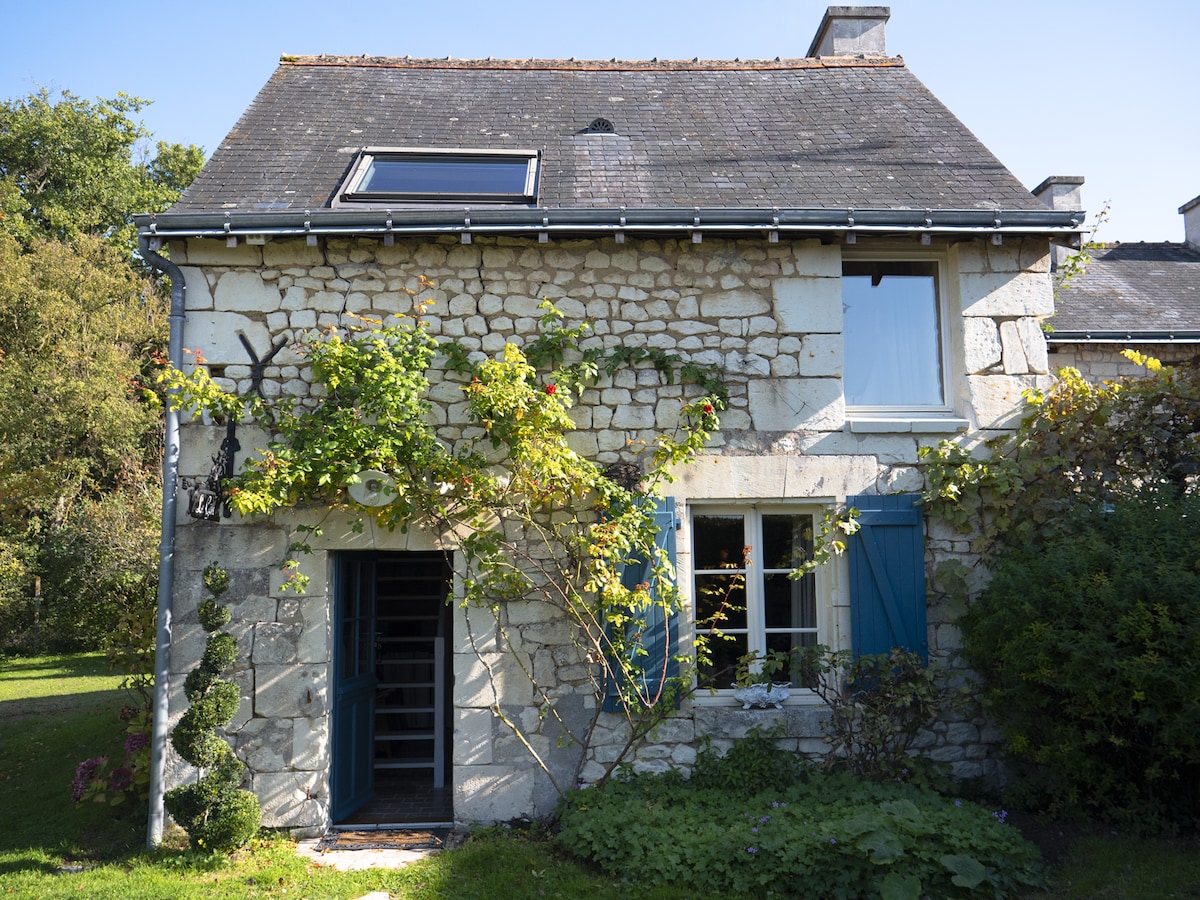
[692,690,827,708]
[847,417,969,434]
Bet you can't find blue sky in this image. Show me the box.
[3,0,1196,243]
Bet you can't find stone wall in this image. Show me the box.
[1048,342,1197,381]
[165,231,1053,828]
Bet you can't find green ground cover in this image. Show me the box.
[1,652,1196,899]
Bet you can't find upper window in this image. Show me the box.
[842,260,946,410]
[692,508,818,690]
[336,147,539,204]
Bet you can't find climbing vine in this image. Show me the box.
[162,289,728,793]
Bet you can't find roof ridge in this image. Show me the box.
[276,54,905,71]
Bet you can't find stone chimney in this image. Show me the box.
[806,6,890,57]
[1033,175,1085,268]
[1179,195,1200,249]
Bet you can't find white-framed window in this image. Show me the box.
[841,259,950,413]
[334,146,539,205]
[691,507,819,690]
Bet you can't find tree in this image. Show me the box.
[0,88,203,649]
[0,89,203,254]
[0,230,165,647]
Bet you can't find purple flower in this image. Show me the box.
[109,766,133,792]
[751,827,758,834]
[992,809,1008,824]
[829,838,838,845]
[124,732,150,754]
[759,815,771,824]
[746,847,758,854]
[71,756,109,803]
[955,800,962,807]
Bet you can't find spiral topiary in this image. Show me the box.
[164,562,261,852]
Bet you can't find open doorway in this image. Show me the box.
[331,551,453,826]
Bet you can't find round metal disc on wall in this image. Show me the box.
[347,470,397,507]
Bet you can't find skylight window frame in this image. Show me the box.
[335,146,540,205]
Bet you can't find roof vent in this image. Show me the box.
[806,6,890,57]
[585,117,616,134]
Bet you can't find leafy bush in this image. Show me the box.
[961,495,1200,831]
[691,725,813,795]
[801,646,967,790]
[558,766,1042,898]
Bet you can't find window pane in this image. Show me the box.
[842,262,942,407]
[692,514,746,570]
[361,156,530,195]
[695,574,747,632]
[763,573,815,630]
[702,634,747,689]
[761,514,810,570]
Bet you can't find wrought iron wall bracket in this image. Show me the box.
[184,332,284,520]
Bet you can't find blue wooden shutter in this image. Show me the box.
[602,497,679,712]
[847,493,929,660]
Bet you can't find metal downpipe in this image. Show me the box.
[139,234,186,849]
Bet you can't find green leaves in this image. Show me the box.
[961,494,1200,830]
[557,764,1044,897]
[922,356,1200,561]
[167,301,727,792]
[0,89,204,253]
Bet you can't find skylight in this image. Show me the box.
[336,147,539,204]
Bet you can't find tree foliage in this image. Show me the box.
[0,88,202,650]
[0,89,203,253]
[0,229,166,647]
[921,354,1200,558]
[961,496,1200,831]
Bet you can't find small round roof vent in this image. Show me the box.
[586,117,616,134]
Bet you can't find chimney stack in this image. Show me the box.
[1033,176,1085,268]
[1032,175,1084,213]
[1179,195,1200,249]
[807,6,890,57]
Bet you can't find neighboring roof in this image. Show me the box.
[140,55,1083,240]
[1049,242,1200,342]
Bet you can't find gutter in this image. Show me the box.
[139,234,187,849]
[1048,331,1200,344]
[135,204,1086,244]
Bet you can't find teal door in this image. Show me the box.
[332,555,377,820]
[332,551,453,822]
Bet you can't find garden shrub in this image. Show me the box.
[164,563,261,852]
[961,495,1200,831]
[802,646,966,790]
[558,766,1042,899]
[690,725,813,795]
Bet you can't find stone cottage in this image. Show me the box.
[135,5,1084,838]
[1035,179,1200,379]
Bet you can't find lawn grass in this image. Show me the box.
[2,652,1197,899]
[1040,833,1200,899]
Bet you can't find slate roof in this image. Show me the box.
[1049,242,1200,339]
[170,56,1051,217]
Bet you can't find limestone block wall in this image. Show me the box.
[1049,342,1197,381]
[163,231,1053,827]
